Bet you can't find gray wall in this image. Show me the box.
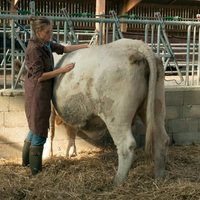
[165,87,200,145]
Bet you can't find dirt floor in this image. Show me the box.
[1,144,200,200]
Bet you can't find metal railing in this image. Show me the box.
[0,13,200,93]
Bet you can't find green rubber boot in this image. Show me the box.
[22,140,31,166]
[29,146,43,175]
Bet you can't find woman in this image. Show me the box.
[22,16,88,175]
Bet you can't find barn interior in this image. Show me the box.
[1,1,200,199]
[0,0,199,160]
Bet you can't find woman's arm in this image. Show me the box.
[64,44,89,53]
[38,43,88,82]
[38,63,75,82]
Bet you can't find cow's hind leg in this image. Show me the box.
[106,124,136,186]
[64,124,77,158]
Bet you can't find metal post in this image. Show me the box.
[29,1,35,16]
[61,8,79,44]
[99,20,103,45]
[56,21,60,43]
[112,23,116,42]
[64,21,67,43]
[151,24,155,51]
[144,24,149,43]
[11,19,15,89]
[154,12,183,83]
[192,26,197,85]
[197,27,200,85]
[105,23,109,44]
[3,20,6,89]
[157,25,161,56]
[186,25,191,86]
[109,10,123,40]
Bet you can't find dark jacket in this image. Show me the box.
[24,37,64,137]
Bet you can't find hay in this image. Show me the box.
[1,145,200,200]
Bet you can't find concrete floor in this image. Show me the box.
[0,123,106,160]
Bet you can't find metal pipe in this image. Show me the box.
[56,21,60,43]
[151,24,155,51]
[11,20,15,90]
[1,14,200,26]
[192,26,197,85]
[186,25,192,86]
[157,25,161,56]
[105,23,109,44]
[197,27,200,85]
[64,21,67,43]
[144,24,149,43]
[112,23,116,42]
[3,20,6,89]
[99,21,103,45]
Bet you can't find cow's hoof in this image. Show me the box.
[66,145,77,158]
[68,152,77,159]
[113,175,127,186]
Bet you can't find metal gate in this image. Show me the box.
[0,12,200,93]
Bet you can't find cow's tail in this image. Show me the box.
[139,43,157,157]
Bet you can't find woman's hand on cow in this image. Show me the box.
[38,63,75,82]
[62,63,75,73]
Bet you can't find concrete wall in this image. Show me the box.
[1,87,200,159]
[0,92,102,159]
[165,87,200,145]
[0,94,29,159]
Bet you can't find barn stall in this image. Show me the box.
[1,0,200,199]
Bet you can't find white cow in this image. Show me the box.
[51,38,170,186]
